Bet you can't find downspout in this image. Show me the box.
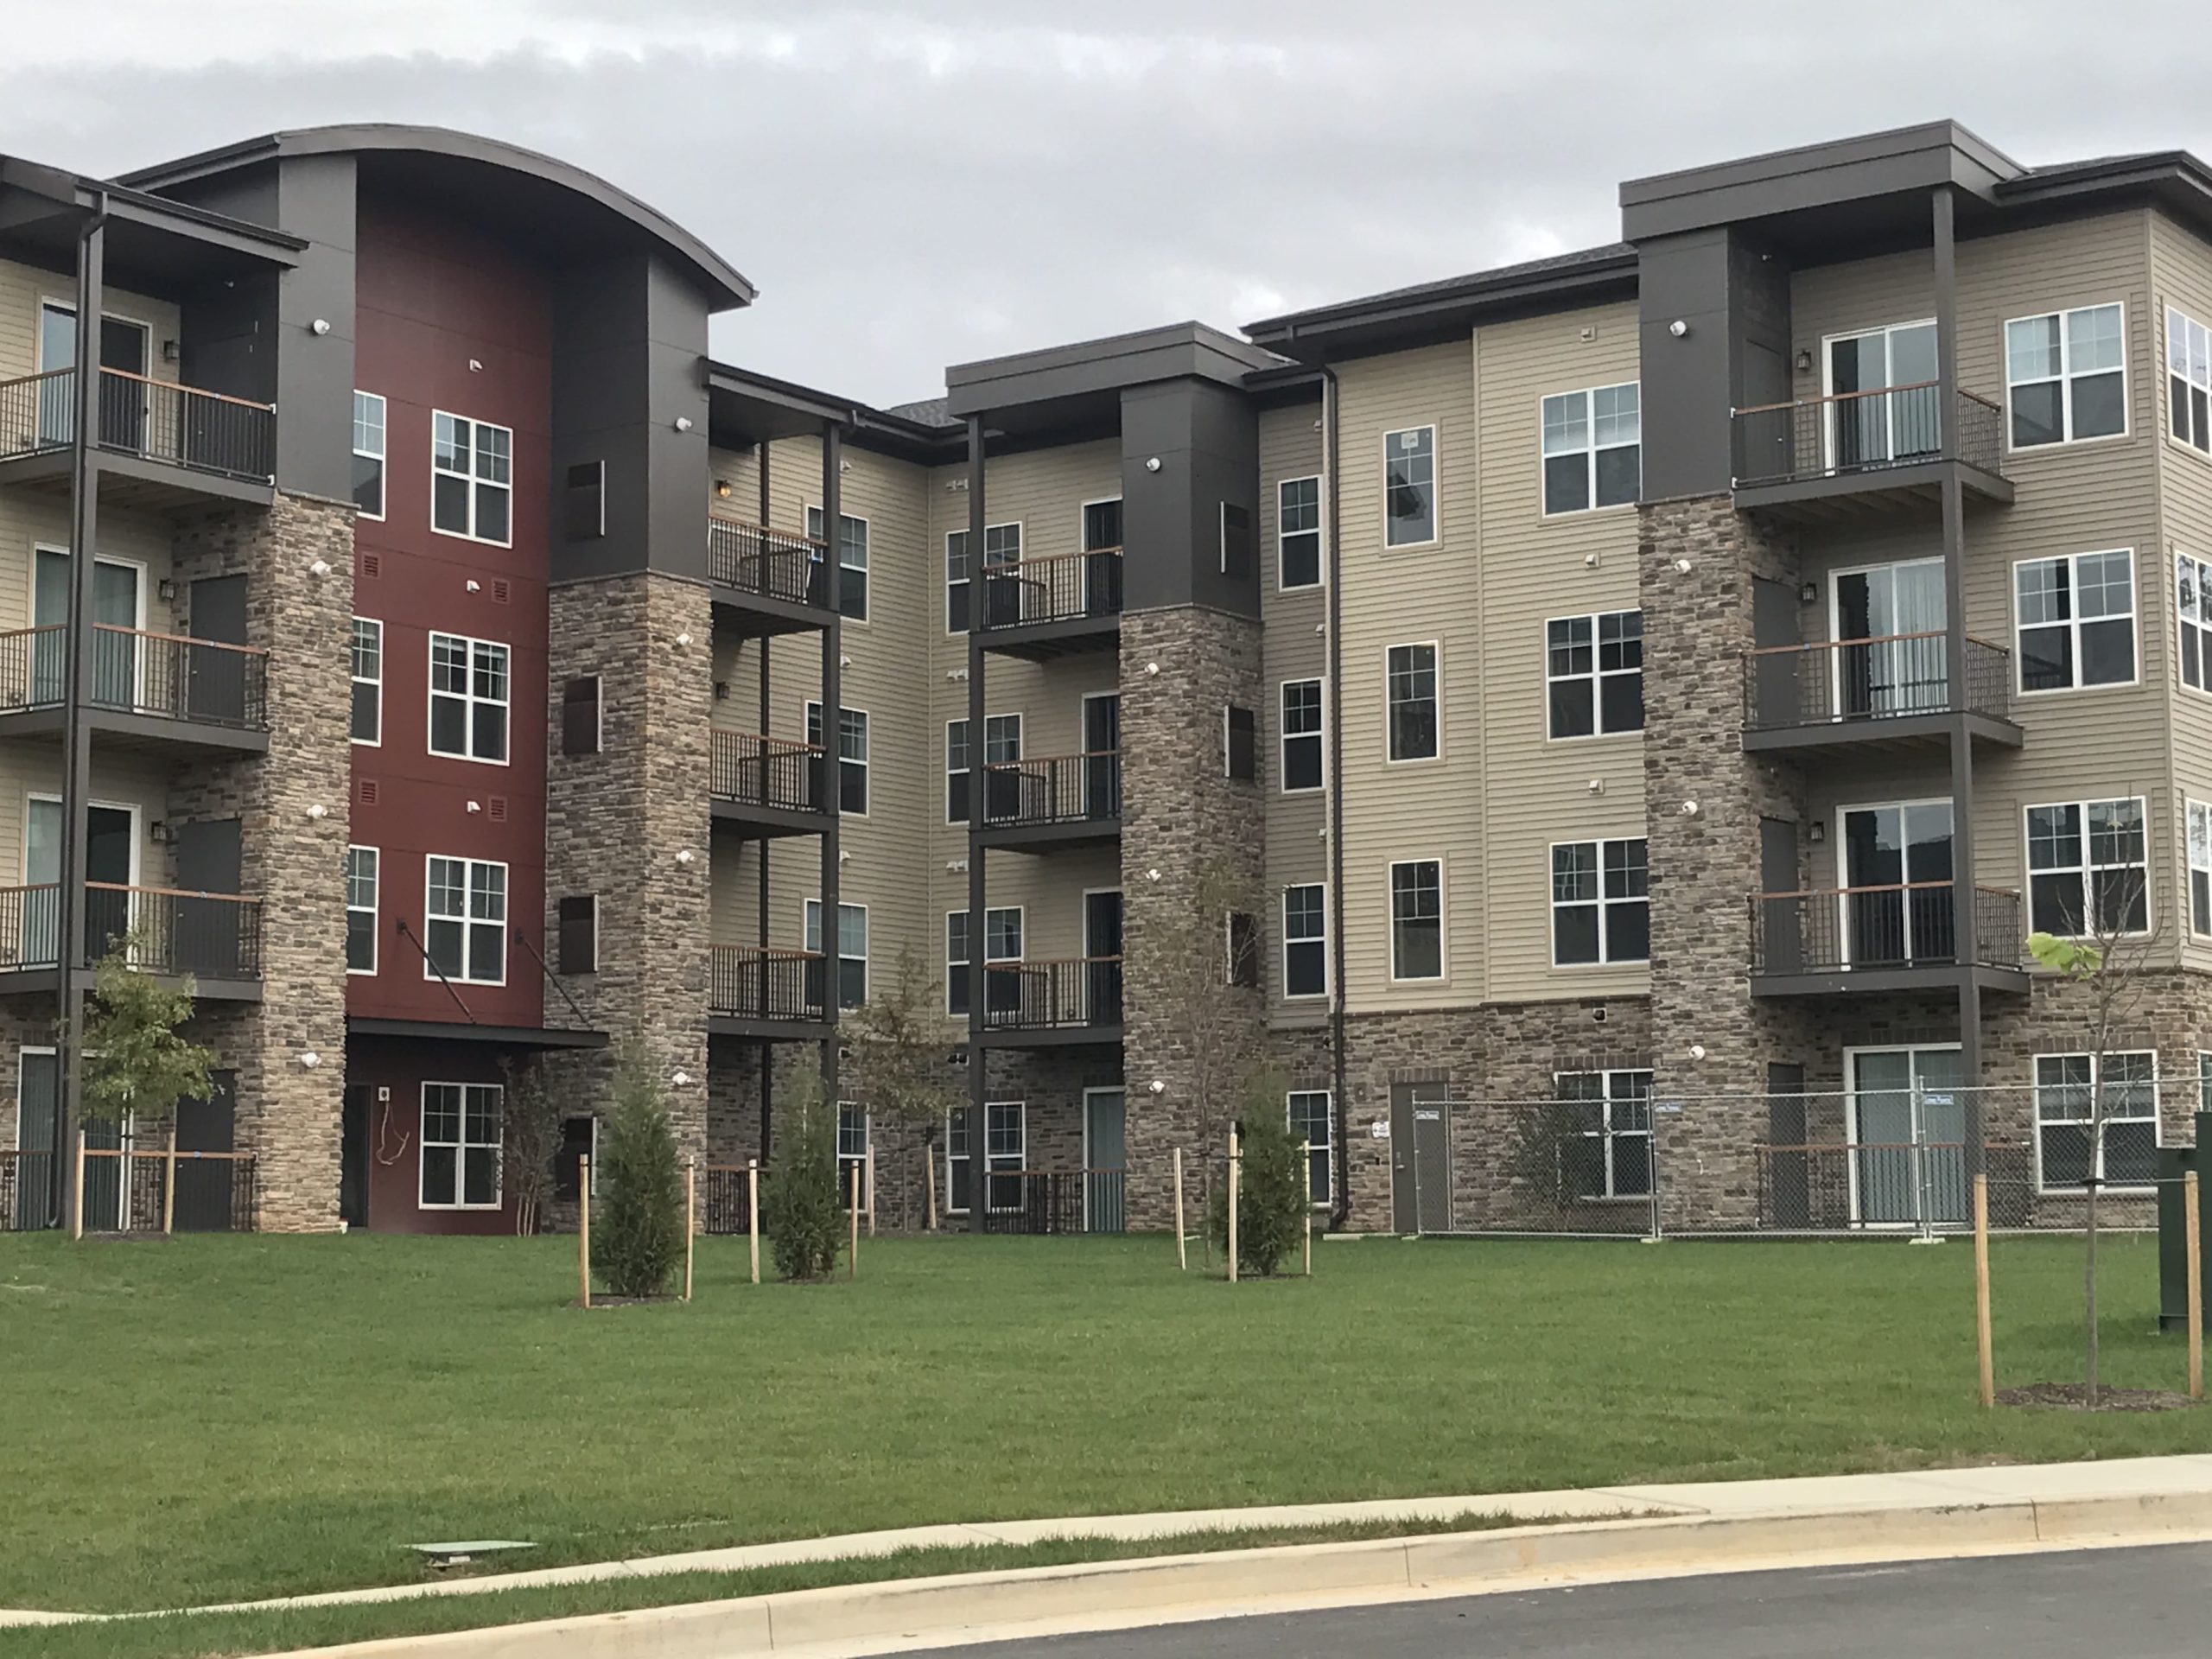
[1318,352,1351,1231]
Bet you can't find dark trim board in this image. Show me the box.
[345,1017,608,1049]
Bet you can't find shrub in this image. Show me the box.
[1205,1069,1311,1277]
[765,1057,843,1281]
[595,1042,684,1299]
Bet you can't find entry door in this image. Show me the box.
[1083,694,1121,819]
[173,1073,236,1232]
[1081,498,1123,614]
[1840,803,1953,967]
[1758,817,1802,976]
[34,548,143,709]
[37,305,149,450]
[1751,575,1802,725]
[1827,321,1938,469]
[1849,1048,1966,1225]
[26,798,134,965]
[1834,560,1945,717]
[1389,1081,1451,1233]
[340,1084,371,1230]
[173,817,243,979]
[1084,1088,1126,1234]
[187,574,250,725]
[1084,890,1123,1025]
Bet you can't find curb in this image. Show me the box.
[257,1487,2212,1659]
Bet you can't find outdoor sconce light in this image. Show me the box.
[675,631,693,647]
[1673,557,1692,574]
[714,681,728,701]
[310,318,331,337]
[162,338,179,362]
[715,480,733,499]
[674,849,695,866]
[673,416,695,433]
[1799,582,1820,604]
[1145,456,1162,473]
[306,804,327,821]
[1147,868,1161,881]
[1808,821,1827,846]
[157,578,176,601]
[1149,1080,1166,1096]
[1689,1045,1707,1061]
[1681,799,1700,816]
[301,1052,321,1068]
[308,559,332,578]
[672,1071,692,1087]
[1145,662,1160,676]
[1795,348,1815,372]
[1668,319,1689,338]
[149,821,170,845]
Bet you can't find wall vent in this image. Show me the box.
[486,795,508,823]
[492,579,512,605]
[359,552,381,581]
[357,778,380,807]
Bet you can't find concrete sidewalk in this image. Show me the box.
[10,1452,2212,1634]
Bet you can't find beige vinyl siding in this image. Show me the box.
[1333,341,1478,1009]
[0,490,179,633]
[1473,301,1647,1001]
[1791,209,2173,962]
[0,258,181,387]
[1257,397,1328,1015]
[0,737,174,893]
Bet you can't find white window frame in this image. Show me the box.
[2190,798,2212,940]
[945,910,969,1017]
[1545,610,1644,740]
[427,632,511,765]
[346,845,378,976]
[836,1103,870,1205]
[1279,677,1325,794]
[1387,857,1445,982]
[806,701,870,817]
[424,855,507,986]
[2167,306,2212,455]
[945,1100,1026,1216]
[1382,425,1438,550]
[945,718,969,826]
[352,390,386,522]
[1278,474,1323,590]
[805,898,868,1009]
[1287,1089,1332,1206]
[419,1080,503,1211]
[1556,1068,1656,1200]
[807,505,871,623]
[1383,641,1440,764]
[2005,302,2128,451]
[1281,883,1328,1001]
[1550,837,1651,967]
[2033,1051,2159,1195]
[2178,550,2212,696]
[350,616,382,747]
[2012,549,2139,696]
[429,410,513,546]
[1539,382,1641,517]
[2024,796,2151,940]
[946,520,1022,634]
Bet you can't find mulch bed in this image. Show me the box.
[573,1295,680,1310]
[1996,1382,2199,1412]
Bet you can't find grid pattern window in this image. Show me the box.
[2170,308,2212,453]
[428,632,510,762]
[2015,550,2135,691]
[2193,800,2212,938]
[425,856,506,984]
[1386,644,1439,761]
[430,411,512,543]
[806,702,869,815]
[420,1082,502,1210]
[983,907,1023,1017]
[1557,1069,1654,1198]
[1383,427,1436,547]
[805,899,868,1008]
[946,912,970,1015]
[2026,798,2148,937]
[945,720,970,823]
[1287,1090,1332,1205]
[1541,382,1641,514]
[1552,838,1649,965]
[1282,884,1327,999]
[946,524,1021,632]
[345,846,378,975]
[350,618,382,744]
[2006,304,2126,448]
[1280,679,1324,792]
[836,1104,869,1205]
[1389,860,1443,981]
[808,507,870,620]
[2180,553,2212,694]
[1279,476,1321,588]
[1547,611,1644,738]
[2035,1052,2158,1192]
[352,391,385,519]
[946,1103,1025,1214]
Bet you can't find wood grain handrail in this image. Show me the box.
[1001,956,1123,968]
[78,1146,255,1161]
[1736,380,2001,418]
[93,365,276,413]
[982,750,1122,766]
[707,512,827,550]
[1754,881,2019,901]
[86,881,262,905]
[1745,630,2010,658]
[92,623,270,656]
[712,730,826,754]
[999,546,1124,570]
[715,944,825,962]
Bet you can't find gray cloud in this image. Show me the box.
[1,1,2201,404]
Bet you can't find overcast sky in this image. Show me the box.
[3,1,2205,407]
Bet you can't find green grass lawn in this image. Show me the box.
[3,1230,2208,1618]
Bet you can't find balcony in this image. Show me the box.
[1731,385,2012,520]
[708,944,830,1039]
[1749,882,2027,998]
[976,548,1123,659]
[1741,632,2021,756]
[0,367,274,506]
[709,729,830,839]
[974,751,1122,851]
[705,514,833,637]
[0,624,270,753]
[976,956,1123,1046]
[0,882,264,996]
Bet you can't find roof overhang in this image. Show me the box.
[705,360,959,461]
[1243,250,1638,363]
[947,321,1283,434]
[0,155,302,294]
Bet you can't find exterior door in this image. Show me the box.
[13,1049,57,1230]
[173,817,244,980]
[1827,321,1938,469]
[28,798,134,966]
[1833,559,1946,717]
[1759,817,1802,976]
[1389,1080,1451,1233]
[1751,575,1802,726]
[1082,693,1121,819]
[173,1073,236,1232]
[1084,1087,1126,1234]
[1848,1047,1966,1226]
[37,304,149,450]
[1840,803,1954,967]
[187,574,250,725]
[340,1084,370,1230]
[1084,890,1123,1025]
[1081,498,1123,614]
[34,549,142,710]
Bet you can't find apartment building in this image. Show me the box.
[6,119,2212,1238]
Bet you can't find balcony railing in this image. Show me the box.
[0,624,269,729]
[1732,384,2005,489]
[0,366,274,484]
[709,944,827,1023]
[1750,883,2020,977]
[0,881,264,980]
[1742,632,2013,733]
[980,548,1123,631]
[709,730,827,814]
[980,956,1123,1032]
[977,1169,1128,1235]
[706,514,830,607]
[980,751,1122,829]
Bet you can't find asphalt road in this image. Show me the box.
[931,1542,2212,1658]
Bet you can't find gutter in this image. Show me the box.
[1319,352,1351,1231]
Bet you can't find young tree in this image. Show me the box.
[2027,861,2158,1410]
[845,944,962,1230]
[1206,1066,1308,1276]
[596,1040,685,1299]
[80,933,214,1129]
[764,1053,842,1279]
[499,1054,563,1237]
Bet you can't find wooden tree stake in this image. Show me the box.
[71,1129,85,1241]
[866,1146,877,1238]
[1227,1127,1240,1285]
[578,1154,592,1309]
[683,1160,696,1304]
[1173,1147,1187,1272]
[849,1163,861,1280]
[1301,1140,1313,1277]
[747,1160,760,1285]
[1973,1173,1993,1408]
[162,1128,177,1237]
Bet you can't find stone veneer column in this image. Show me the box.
[168,492,356,1232]
[543,573,712,1162]
[1638,493,1815,1229]
[1119,604,1267,1230]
